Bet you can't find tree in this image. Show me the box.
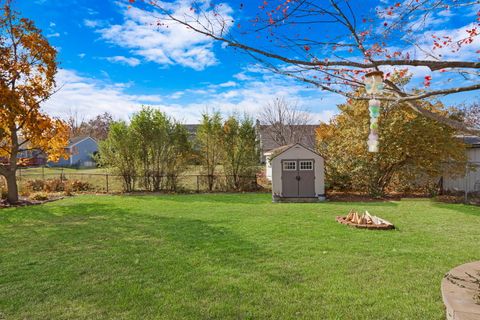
[222,115,259,190]
[462,102,480,129]
[196,111,223,191]
[259,97,316,147]
[130,107,191,191]
[0,2,69,203]
[98,121,138,192]
[316,89,466,196]
[67,111,114,141]
[137,0,480,133]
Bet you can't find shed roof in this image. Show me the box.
[268,143,323,160]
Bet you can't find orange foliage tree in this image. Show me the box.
[0,1,69,203]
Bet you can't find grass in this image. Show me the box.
[0,194,479,319]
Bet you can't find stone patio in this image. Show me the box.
[442,261,480,320]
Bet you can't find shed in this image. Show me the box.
[267,143,325,202]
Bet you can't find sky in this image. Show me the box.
[13,0,480,124]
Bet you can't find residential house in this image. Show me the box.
[255,120,318,163]
[443,135,480,193]
[50,136,99,168]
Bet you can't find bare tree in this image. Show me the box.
[136,0,480,133]
[462,102,480,129]
[66,109,86,138]
[259,97,316,147]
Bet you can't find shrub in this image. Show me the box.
[31,192,49,201]
[44,179,65,192]
[25,179,45,192]
[68,180,93,192]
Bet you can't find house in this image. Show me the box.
[442,135,480,193]
[50,136,99,168]
[255,121,318,163]
[267,143,325,202]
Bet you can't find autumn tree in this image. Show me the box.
[196,111,223,191]
[0,2,69,203]
[222,115,259,190]
[259,97,316,148]
[138,0,480,134]
[316,89,466,196]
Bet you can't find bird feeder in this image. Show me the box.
[365,71,384,152]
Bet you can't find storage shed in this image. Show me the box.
[267,143,325,202]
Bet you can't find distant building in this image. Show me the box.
[443,135,480,193]
[255,120,318,163]
[50,136,99,168]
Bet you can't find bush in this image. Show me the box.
[68,180,93,192]
[44,179,65,192]
[1,187,7,200]
[25,179,45,192]
[31,192,49,201]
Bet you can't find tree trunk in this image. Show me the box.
[5,171,19,204]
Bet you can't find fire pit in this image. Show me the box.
[336,210,395,230]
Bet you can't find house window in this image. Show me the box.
[299,161,313,170]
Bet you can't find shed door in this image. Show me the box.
[281,160,315,197]
[298,160,315,197]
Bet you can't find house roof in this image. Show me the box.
[184,124,200,135]
[257,124,317,153]
[268,143,323,160]
[455,135,480,148]
[68,136,97,148]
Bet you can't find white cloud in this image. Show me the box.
[47,32,60,38]
[106,55,141,67]
[83,19,102,28]
[42,68,340,124]
[78,53,86,59]
[218,81,237,88]
[96,1,233,70]
[44,69,162,120]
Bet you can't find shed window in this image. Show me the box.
[299,161,313,170]
[283,161,297,171]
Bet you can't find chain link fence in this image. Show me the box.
[0,167,262,194]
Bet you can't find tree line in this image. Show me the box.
[98,107,259,192]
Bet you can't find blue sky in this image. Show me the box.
[15,0,480,123]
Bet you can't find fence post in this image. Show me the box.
[196,175,200,193]
[60,168,64,182]
[42,166,45,180]
[106,174,109,193]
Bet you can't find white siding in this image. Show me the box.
[443,147,480,192]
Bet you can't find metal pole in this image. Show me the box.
[42,165,45,180]
[106,174,109,193]
[196,175,200,193]
[464,163,468,204]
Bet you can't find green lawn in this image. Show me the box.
[0,194,479,319]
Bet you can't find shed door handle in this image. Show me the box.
[296,176,301,181]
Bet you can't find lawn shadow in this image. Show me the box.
[129,192,272,205]
[430,201,480,218]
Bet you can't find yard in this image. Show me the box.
[0,194,479,319]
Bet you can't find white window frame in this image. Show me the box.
[283,161,297,171]
[299,160,314,171]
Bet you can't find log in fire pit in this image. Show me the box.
[336,210,395,230]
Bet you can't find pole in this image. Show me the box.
[42,165,45,180]
[106,174,109,193]
[196,175,200,193]
[464,163,468,204]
